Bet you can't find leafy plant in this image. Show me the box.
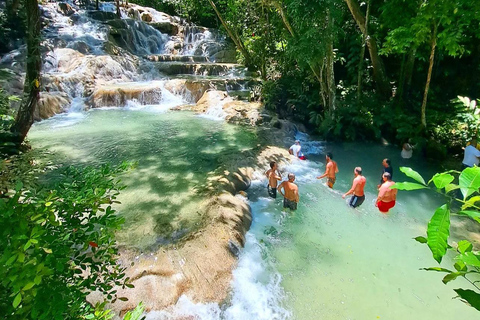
[0,162,135,319]
[393,166,480,311]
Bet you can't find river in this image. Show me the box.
[28,108,478,320]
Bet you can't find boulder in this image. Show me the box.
[140,12,153,23]
[35,92,70,120]
[150,22,179,35]
[57,2,75,16]
[69,41,91,54]
[87,10,117,22]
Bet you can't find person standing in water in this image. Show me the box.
[278,173,299,210]
[342,167,366,208]
[265,161,282,198]
[377,158,393,188]
[401,141,413,159]
[289,140,302,157]
[317,152,338,188]
[462,138,480,169]
[376,172,397,213]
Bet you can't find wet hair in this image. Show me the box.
[326,152,333,159]
[384,158,391,166]
[355,167,362,175]
[270,161,276,169]
[288,173,295,180]
[383,172,392,180]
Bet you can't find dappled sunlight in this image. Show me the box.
[29,109,257,250]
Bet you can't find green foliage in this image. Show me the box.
[0,162,134,320]
[398,166,480,312]
[82,302,145,320]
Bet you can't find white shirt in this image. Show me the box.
[462,145,480,167]
[290,144,301,157]
[401,144,413,159]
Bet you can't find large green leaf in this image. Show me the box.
[454,289,480,311]
[399,167,426,185]
[430,173,454,189]
[427,205,450,263]
[459,167,480,199]
[390,182,427,190]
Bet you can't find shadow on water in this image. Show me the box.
[28,110,257,251]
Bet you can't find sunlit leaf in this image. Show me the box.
[427,205,450,263]
[12,293,21,308]
[459,167,480,199]
[458,210,480,224]
[414,236,427,244]
[442,272,466,284]
[461,196,480,210]
[454,289,480,311]
[456,252,480,267]
[421,267,452,273]
[445,183,460,193]
[457,240,473,254]
[390,182,427,190]
[431,173,454,189]
[399,167,426,185]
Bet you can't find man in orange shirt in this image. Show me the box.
[342,167,366,208]
[317,152,339,188]
[376,172,397,213]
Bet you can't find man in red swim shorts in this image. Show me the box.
[376,172,397,213]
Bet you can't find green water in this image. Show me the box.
[29,111,479,319]
[28,109,257,249]
[247,142,479,320]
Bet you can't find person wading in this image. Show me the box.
[342,167,367,208]
[278,173,299,210]
[317,152,338,188]
[265,161,281,198]
[377,158,393,189]
[376,172,397,213]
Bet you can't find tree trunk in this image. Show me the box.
[272,1,295,37]
[357,0,369,101]
[421,24,437,129]
[398,47,416,100]
[345,0,391,98]
[207,0,252,66]
[325,10,336,114]
[96,0,99,10]
[10,0,41,144]
[115,0,121,18]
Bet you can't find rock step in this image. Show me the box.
[146,54,209,63]
[152,62,245,76]
[90,78,259,107]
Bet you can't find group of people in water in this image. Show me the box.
[266,141,398,213]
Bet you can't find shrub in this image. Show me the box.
[0,162,134,320]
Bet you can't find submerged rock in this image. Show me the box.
[57,2,75,16]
